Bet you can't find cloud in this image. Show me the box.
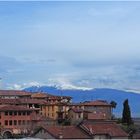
[4,63,140,92]
[47,77,94,91]
[22,81,42,87]
[6,79,93,91]
[7,81,44,90]
[7,84,22,90]
[124,89,140,94]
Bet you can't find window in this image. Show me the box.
[9,112,12,116]
[18,112,21,116]
[22,120,25,125]
[23,112,26,116]
[18,120,21,125]
[52,113,54,117]
[5,120,8,125]
[9,120,12,126]
[14,111,17,115]
[5,112,8,116]
[14,120,17,125]
[27,112,30,116]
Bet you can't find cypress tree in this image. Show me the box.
[122,99,132,125]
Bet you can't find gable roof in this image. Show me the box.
[0,98,47,105]
[82,100,111,106]
[0,90,32,96]
[82,122,128,137]
[69,108,84,113]
[40,125,91,139]
[31,92,53,98]
[31,92,72,100]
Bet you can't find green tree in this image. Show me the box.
[122,99,132,125]
[110,101,117,108]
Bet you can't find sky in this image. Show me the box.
[0,1,140,91]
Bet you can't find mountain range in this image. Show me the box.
[24,86,140,117]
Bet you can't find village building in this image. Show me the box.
[32,122,128,139]
[67,100,113,124]
[0,90,129,139]
[41,102,70,124]
[68,108,85,124]
[0,90,32,99]
[80,120,128,139]
[32,125,91,139]
[82,100,112,120]
[0,90,71,122]
[31,92,72,103]
[0,105,39,138]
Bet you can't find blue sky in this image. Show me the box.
[1,1,140,91]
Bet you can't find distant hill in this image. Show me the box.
[24,86,140,117]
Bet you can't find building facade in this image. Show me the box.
[0,105,39,138]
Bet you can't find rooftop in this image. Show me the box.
[0,98,47,105]
[31,92,72,100]
[0,105,36,111]
[82,122,128,137]
[31,92,53,98]
[0,90,32,96]
[69,108,84,113]
[82,100,111,106]
[41,125,91,139]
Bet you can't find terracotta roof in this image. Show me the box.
[82,100,111,106]
[0,105,35,111]
[31,92,71,100]
[44,102,70,106]
[0,98,47,105]
[18,98,47,105]
[0,98,68,106]
[82,122,128,137]
[68,103,83,106]
[0,90,72,102]
[31,93,53,98]
[41,126,91,139]
[47,96,71,100]
[69,108,84,113]
[0,90,32,96]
